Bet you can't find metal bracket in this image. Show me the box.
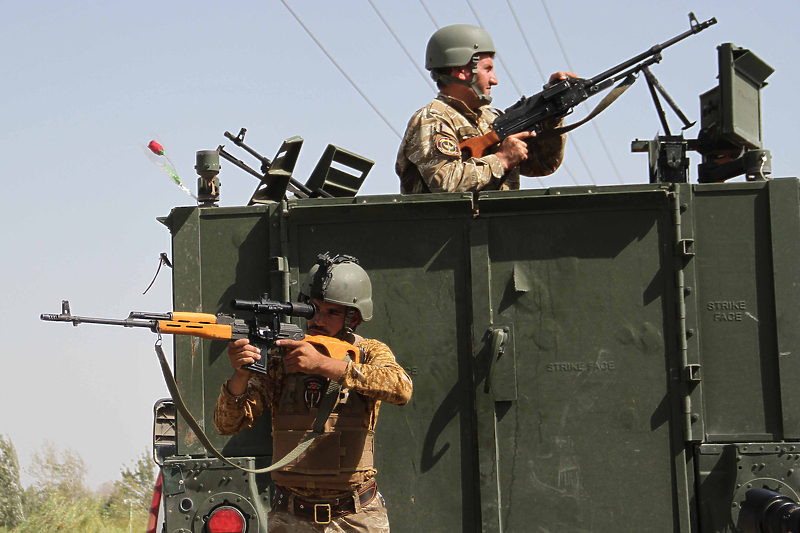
[270,256,289,274]
[483,327,508,394]
[683,363,702,383]
[675,238,695,258]
[484,326,517,401]
[162,464,186,496]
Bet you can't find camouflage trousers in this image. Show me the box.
[267,493,390,532]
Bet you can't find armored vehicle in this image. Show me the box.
[140,42,797,533]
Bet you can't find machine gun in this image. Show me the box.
[459,13,717,159]
[40,297,358,374]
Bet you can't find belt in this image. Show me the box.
[271,479,378,524]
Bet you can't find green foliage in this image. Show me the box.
[0,436,24,529]
[110,449,156,512]
[104,449,156,526]
[2,442,154,533]
[13,492,144,533]
[25,440,88,511]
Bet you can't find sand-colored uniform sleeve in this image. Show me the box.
[519,117,566,177]
[213,358,282,436]
[338,339,412,406]
[397,104,504,193]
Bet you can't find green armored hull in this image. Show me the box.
[155,178,800,532]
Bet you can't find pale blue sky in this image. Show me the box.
[2,0,797,488]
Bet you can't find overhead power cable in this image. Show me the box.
[466,0,554,188]
[279,0,402,139]
[418,0,439,28]
[465,0,523,97]
[540,0,625,184]
[472,0,574,187]
[505,0,593,186]
[368,0,437,93]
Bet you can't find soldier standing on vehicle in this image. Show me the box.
[396,23,572,194]
[214,253,412,532]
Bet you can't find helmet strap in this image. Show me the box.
[333,307,360,339]
[468,55,492,105]
[431,56,492,105]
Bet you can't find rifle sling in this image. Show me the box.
[537,74,637,140]
[154,339,348,475]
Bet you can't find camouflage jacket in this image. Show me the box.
[396,93,566,194]
[213,337,412,497]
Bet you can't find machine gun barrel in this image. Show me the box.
[217,147,265,182]
[224,129,272,170]
[589,13,717,86]
[222,128,324,198]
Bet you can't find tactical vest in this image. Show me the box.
[270,341,373,490]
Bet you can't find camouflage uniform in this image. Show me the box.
[214,337,412,532]
[396,93,566,194]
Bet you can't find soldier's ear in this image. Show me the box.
[451,65,470,81]
[348,311,362,329]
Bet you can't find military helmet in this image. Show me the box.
[425,24,496,70]
[299,253,373,322]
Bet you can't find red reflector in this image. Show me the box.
[208,506,246,533]
[145,471,163,533]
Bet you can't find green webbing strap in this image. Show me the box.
[537,74,637,140]
[154,338,347,474]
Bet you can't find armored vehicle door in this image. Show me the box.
[470,186,691,533]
